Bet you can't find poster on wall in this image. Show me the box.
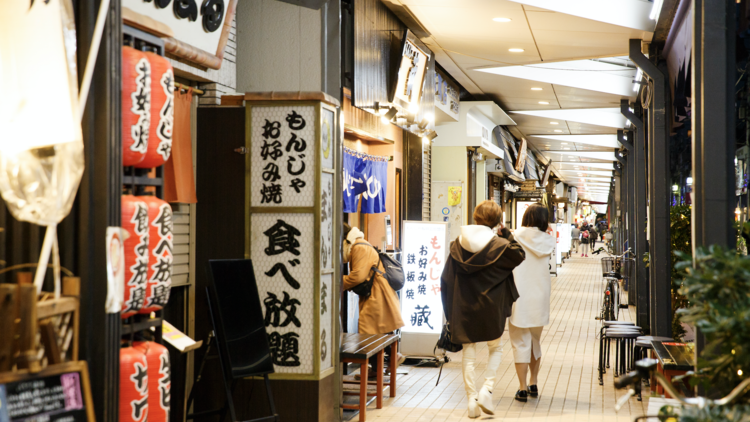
[430,181,463,241]
[515,200,537,230]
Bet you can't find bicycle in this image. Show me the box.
[598,248,633,321]
[614,359,750,420]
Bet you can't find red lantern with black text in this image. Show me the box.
[135,52,173,169]
[122,47,151,167]
[138,196,173,314]
[134,341,170,422]
[120,346,148,422]
[122,195,150,318]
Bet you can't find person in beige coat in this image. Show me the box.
[343,223,404,377]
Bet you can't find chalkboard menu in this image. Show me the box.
[0,362,94,422]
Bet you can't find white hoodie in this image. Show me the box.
[459,225,496,253]
[510,226,556,328]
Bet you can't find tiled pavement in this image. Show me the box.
[362,255,647,422]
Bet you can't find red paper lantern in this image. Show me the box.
[120,346,149,422]
[122,195,150,318]
[122,47,151,167]
[135,52,174,169]
[138,196,173,314]
[134,341,170,422]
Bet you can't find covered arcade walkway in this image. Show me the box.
[366,256,646,422]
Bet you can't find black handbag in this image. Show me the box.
[435,321,463,353]
[349,265,377,299]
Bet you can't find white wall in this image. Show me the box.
[236,0,322,92]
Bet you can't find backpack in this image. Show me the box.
[352,243,405,291]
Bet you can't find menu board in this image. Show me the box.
[400,221,448,335]
[0,362,93,422]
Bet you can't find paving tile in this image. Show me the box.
[359,256,647,421]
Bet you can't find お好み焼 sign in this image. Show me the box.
[123,0,238,70]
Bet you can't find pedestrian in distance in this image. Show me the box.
[441,200,526,418]
[588,226,598,249]
[508,203,556,403]
[570,224,580,253]
[342,223,405,379]
[581,229,590,257]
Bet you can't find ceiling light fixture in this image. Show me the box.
[650,0,664,20]
[539,101,549,105]
[550,122,559,125]
[509,48,525,53]
[493,17,512,22]
[531,87,543,91]
[554,130,563,133]
[633,68,643,92]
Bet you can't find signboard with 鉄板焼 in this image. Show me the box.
[400,221,448,357]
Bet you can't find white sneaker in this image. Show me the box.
[467,398,481,418]
[477,387,494,415]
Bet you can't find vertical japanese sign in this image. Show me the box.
[401,221,448,335]
[248,101,337,378]
[251,106,315,208]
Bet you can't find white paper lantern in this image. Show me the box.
[0,0,84,225]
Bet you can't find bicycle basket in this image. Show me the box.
[601,257,616,276]
[620,258,635,280]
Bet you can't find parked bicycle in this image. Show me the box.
[614,359,750,421]
[598,248,633,321]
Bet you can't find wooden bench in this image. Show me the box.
[340,333,399,422]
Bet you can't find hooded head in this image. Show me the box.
[342,223,364,263]
[514,203,555,257]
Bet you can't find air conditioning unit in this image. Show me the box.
[568,187,578,203]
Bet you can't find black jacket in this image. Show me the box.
[440,229,526,344]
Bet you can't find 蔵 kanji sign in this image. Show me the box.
[401,221,448,335]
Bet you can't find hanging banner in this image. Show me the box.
[342,148,388,214]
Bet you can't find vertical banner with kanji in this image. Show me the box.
[400,221,448,336]
[247,99,338,379]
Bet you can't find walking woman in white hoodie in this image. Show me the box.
[441,201,526,417]
[509,203,556,402]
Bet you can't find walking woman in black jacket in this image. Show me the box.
[441,200,526,417]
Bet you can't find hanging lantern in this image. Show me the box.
[0,0,84,225]
[122,195,150,318]
[137,196,173,314]
[134,341,170,422]
[122,46,151,167]
[135,52,173,169]
[120,346,149,422]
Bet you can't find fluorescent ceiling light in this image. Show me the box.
[504,0,655,31]
[477,59,638,97]
[539,101,549,105]
[633,68,643,92]
[531,87,543,91]
[554,130,563,133]
[529,134,621,148]
[564,148,571,150]
[509,48,525,52]
[576,177,614,182]
[511,108,627,128]
[650,0,663,20]
[544,150,618,160]
[556,162,614,170]
[550,122,559,125]
[560,170,613,177]
[493,17,512,22]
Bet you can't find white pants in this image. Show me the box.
[509,324,543,364]
[581,243,589,255]
[462,337,502,400]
